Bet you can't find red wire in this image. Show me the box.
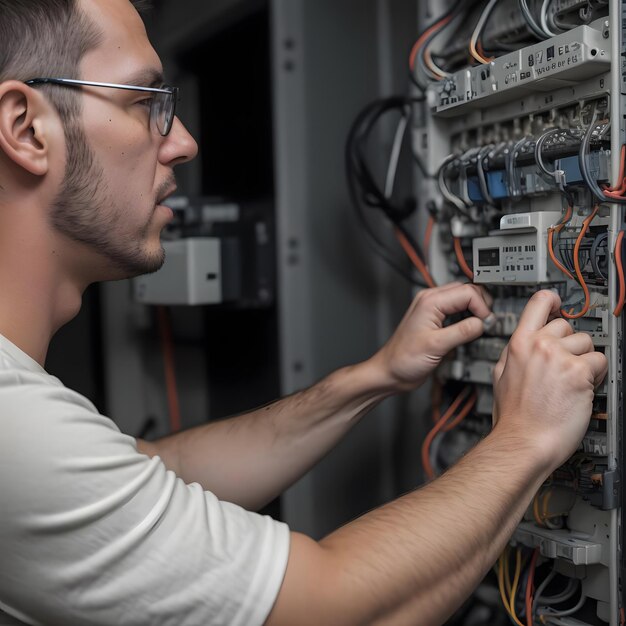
[614,231,625,316]
[561,206,599,320]
[525,548,540,626]
[454,237,474,281]
[157,306,182,433]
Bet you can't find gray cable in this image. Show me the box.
[534,128,561,178]
[519,0,549,38]
[531,567,557,618]
[540,590,586,619]
[384,107,411,199]
[438,156,472,216]
[540,0,557,36]
[539,578,580,606]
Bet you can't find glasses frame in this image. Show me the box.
[24,77,179,137]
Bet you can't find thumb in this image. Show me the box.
[434,316,484,355]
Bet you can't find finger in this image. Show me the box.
[438,282,494,309]
[579,351,609,387]
[540,318,574,339]
[433,316,484,354]
[429,283,493,321]
[515,290,562,334]
[492,344,508,386]
[559,333,594,356]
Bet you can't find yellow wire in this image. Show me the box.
[542,490,553,519]
[504,548,512,598]
[509,548,524,626]
[497,555,508,609]
[497,549,525,626]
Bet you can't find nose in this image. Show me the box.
[158,116,199,166]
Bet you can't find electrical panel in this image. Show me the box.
[411,0,623,624]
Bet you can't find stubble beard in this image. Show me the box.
[50,120,165,279]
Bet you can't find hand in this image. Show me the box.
[370,283,494,392]
[492,290,608,471]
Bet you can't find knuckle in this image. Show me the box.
[568,358,590,382]
[552,318,573,336]
[534,336,553,356]
[507,335,526,357]
[457,319,477,342]
[579,333,594,352]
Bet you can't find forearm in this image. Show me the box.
[268,427,549,626]
[138,358,396,510]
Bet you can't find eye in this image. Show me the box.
[136,97,153,108]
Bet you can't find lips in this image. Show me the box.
[157,186,177,205]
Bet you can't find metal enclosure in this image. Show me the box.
[413,1,624,623]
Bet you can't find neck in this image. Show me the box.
[0,204,88,367]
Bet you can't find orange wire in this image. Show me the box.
[561,206,599,320]
[424,215,435,261]
[614,231,625,316]
[409,15,454,72]
[422,387,476,480]
[424,46,444,79]
[157,306,182,433]
[470,38,492,64]
[453,237,474,281]
[547,205,574,280]
[525,548,540,626]
[441,393,476,432]
[395,228,437,288]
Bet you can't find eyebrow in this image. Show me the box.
[122,68,165,88]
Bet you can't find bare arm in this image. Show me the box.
[138,283,494,510]
[266,291,608,626]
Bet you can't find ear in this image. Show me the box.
[0,80,57,177]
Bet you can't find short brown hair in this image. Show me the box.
[0,0,151,120]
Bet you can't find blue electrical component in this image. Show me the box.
[486,170,508,199]
[467,177,484,203]
[558,155,583,184]
[558,153,610,186]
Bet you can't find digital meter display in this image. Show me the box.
[478,248,500,267]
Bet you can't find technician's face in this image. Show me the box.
[52,0,198,279]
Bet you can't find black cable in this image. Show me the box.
[346,96,429,286]
[590,231,608,281]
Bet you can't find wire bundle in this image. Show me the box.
[497,547,526,626]
[498,547,586,625]
[547,205,575,280]
[409,0,484,87]
[556,205,599,320]
[346,96,435,288]
[421,385,476,480]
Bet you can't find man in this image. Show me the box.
[0,0,607,624]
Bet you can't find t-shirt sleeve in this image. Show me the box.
[0,374,290,626]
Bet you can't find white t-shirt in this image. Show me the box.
[0,334,290,626]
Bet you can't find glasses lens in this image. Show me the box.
[151,87,177,136]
